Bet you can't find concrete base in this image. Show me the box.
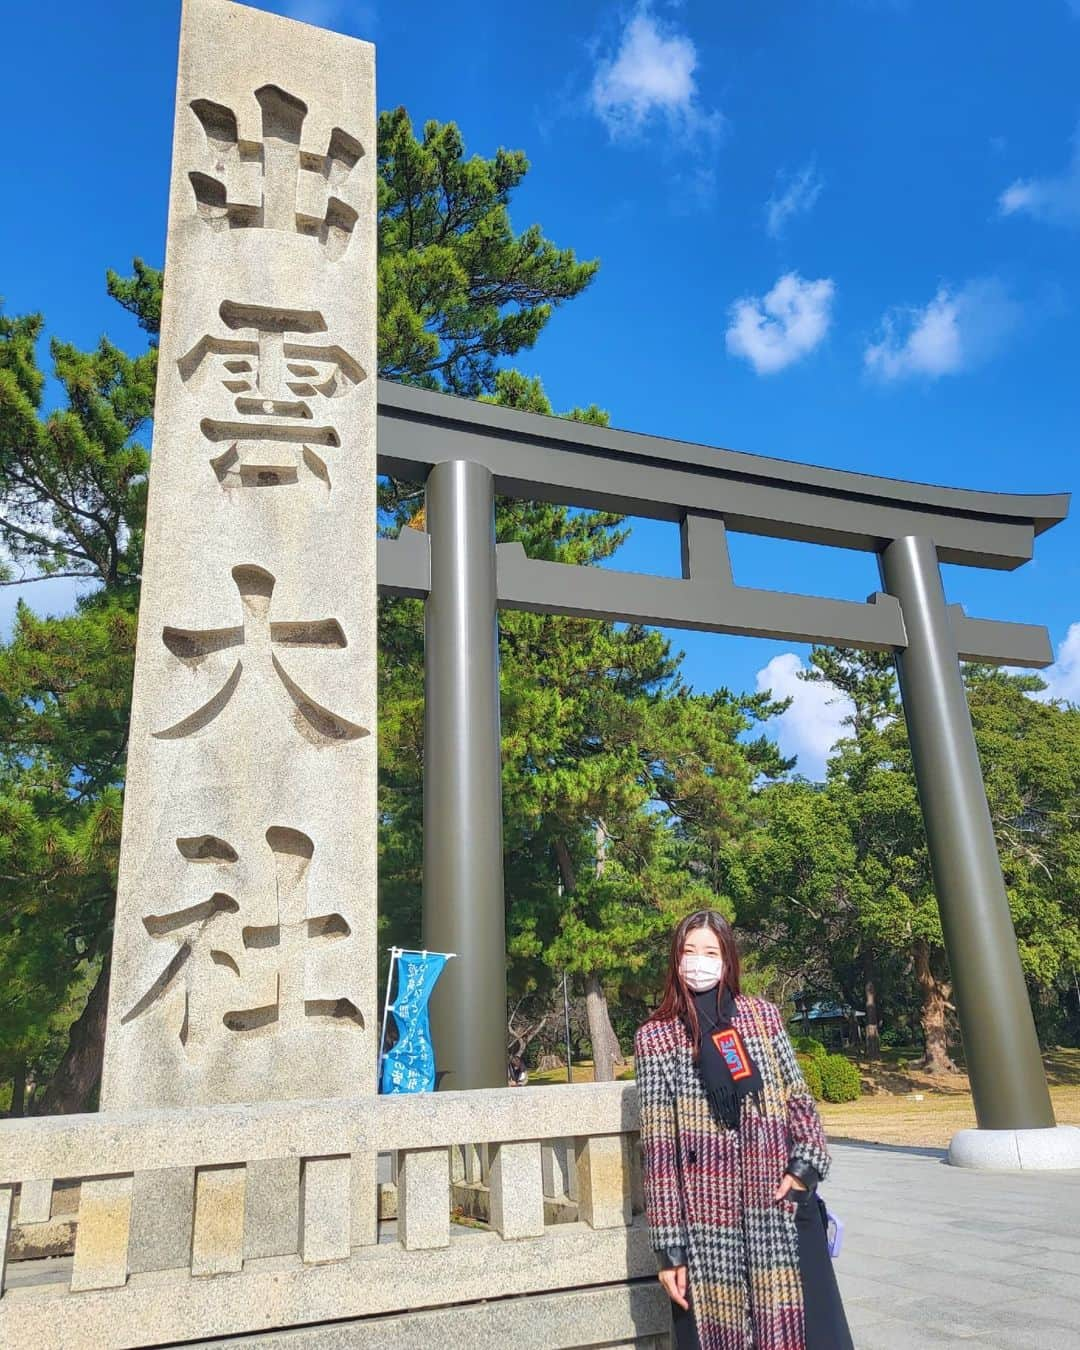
[183,1282,673,1349]
[948,1124,1080,1170]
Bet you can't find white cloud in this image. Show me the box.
[725,272,834,375]
[864,278,1020,381]
[591,5,722,140]
[756,653,852,781]
[1033,623,1080,704]
[999,124,1080,228]
[765,161,823,238]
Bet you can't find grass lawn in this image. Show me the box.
[529,1059,636,1086]
[818,1045,1080,1147]
[529,1047,1080,1148]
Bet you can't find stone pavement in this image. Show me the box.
[826,1139,1080,1348]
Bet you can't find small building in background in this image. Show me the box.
[790,994,866,1050]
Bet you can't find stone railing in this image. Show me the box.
[0,1083,670,1349]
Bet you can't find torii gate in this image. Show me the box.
[376,380,1076,1168]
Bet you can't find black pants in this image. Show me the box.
[671,1191,854,1349]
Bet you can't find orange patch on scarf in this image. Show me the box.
[712,1027,752,1080]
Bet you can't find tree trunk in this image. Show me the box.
[584,971,620,1082]
[553,836,576,895]
[863,950,881,1062]
[592,819,625,1068]
[9,1061,27,1118]
[36,959,111,1115]
[912,939,957,1074]
[553,832,624,1081]
[506,1008,554,1060]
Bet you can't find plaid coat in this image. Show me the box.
[635,996,831,1350]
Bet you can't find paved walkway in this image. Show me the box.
[827,1139,1080,1348]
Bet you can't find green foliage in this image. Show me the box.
[796,1052,824,1101]
[0,307,152,590]
[965,667,1080,993]
[792,1035,828,1061]
[0,273,152,1102]
[106,258,162,338]
[819,1053,862,1103]
[741,645,1080,1066]
[377,110,598,395]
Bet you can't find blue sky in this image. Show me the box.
[4,0,1080,775]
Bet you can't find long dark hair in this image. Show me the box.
[647,909,742,1059]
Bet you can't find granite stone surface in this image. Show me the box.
[489,1141,544,1239]
[949,1124,1080,1170]
[70,1176,133,1293]
[244,1157,300,1261]
[182,1282,672,1348]
[0,1217,655,1347]
[575,1132,632,1229]
[128,1166,194,1274]
[0,1186,11,1295]
[350,1151,379,1247]
[16,1177,53,1225]
[191,1164,245,1277]
[299,1155,350,1264]
[0,1082,638,1184]
[98,0,379,1115]
[398,1147,450,1251]
[10,1138,1080,1347]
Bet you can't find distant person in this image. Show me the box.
[635,909,852,1350]
[507,1053,528,1086]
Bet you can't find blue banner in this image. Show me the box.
[379,951,449,1094]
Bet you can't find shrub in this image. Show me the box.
[819,1053,862,1103]
[792,1035,828,1061]
[796,1052,824,1101]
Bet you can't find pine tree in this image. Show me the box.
[0,294,152,1109]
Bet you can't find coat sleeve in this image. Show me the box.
[766,1003,832,1183]
[634,1025,689,1256]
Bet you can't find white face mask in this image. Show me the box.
[679,953,725,993]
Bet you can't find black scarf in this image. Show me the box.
[690,986,763,1130]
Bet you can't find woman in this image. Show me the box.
[635,910,853,1350]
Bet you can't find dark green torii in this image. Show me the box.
[376,378,1075,1166]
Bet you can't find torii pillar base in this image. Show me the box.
[948,1125,1080,1171]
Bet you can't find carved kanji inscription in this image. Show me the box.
[178,301,366,488]
[154,564,367,743]
[122,829,360,1058]
[188,84,363,258]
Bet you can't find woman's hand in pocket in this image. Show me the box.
[775,1173,808,1201]
[659,1265,690,1310]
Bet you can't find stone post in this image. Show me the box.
[101,0,378,1110]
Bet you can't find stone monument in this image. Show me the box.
[100,0,378,1111]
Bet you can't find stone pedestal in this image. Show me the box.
[948,1124,1080,1170]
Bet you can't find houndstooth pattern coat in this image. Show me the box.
[635,996,831,1350]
